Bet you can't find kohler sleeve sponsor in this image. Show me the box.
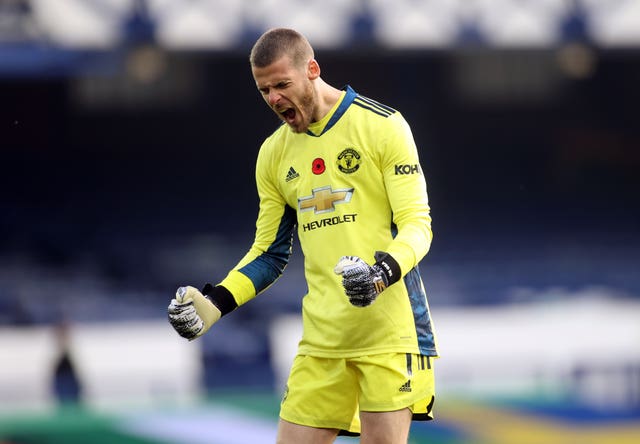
[394,164,421,175]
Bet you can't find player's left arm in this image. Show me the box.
[335,113,431,306]
[378,113,433,276]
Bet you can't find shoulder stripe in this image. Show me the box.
[352,100,390,117]
[357,96,396,115]
[353,96,396,117]
[357,95,396,114]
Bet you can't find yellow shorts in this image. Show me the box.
[279,353,435,435]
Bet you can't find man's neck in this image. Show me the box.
[313,79,343,122]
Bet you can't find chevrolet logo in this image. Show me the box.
[298,186,354,214]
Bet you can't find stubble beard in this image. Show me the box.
[290,83,315,133]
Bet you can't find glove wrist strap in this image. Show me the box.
[202,284,238,316]
[373,251,401,287]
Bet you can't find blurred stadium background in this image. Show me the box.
[1,1,640,443]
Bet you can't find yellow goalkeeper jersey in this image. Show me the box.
[220,86,438,358]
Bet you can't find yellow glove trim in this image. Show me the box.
[176,286,221,338]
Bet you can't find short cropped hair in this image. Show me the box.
[250,28,314,69]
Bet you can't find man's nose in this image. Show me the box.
[267,91,280,106]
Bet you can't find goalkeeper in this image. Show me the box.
[168,28,438,443]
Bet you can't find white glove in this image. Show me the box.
[167,286,221,340]
[334,256,389,307]
[334,251,401,307]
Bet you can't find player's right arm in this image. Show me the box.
[168,136,296,339]
[167,285,223,340]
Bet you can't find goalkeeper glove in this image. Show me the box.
[334,251,401,307]
[167,285,221,340]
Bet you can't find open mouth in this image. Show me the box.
[280,108,296,124]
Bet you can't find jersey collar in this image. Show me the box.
[306,85,357,137]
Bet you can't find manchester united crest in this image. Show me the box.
[337,148,361,174]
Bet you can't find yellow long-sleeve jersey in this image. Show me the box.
[219,86,438,358]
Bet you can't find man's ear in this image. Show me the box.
[307,59,320,80]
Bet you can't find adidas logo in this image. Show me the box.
[285,166,299,182]
[399,380,412,392]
